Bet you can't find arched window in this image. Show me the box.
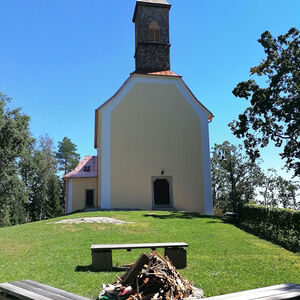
[149,21,160,42]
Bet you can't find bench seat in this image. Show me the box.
[1,280,299,300]
[91,242,188,271]
[206,283,300,300]
[0,280,91,300]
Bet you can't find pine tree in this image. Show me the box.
[56,137,80,174]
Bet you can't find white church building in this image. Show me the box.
[64,0,214,214]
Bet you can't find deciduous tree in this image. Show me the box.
[0,93,34,226]
[211,141,262,212]
[276,176,299,209]
[258,168,278,207]
[27,135,63,221]
[230,28,300,176]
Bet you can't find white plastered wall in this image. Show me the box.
[67,179,72,214]
[99,75,213,214]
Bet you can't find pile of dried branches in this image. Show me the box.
[100,251,203,300]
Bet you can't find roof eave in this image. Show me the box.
[94,109,98,149]
[64,175,97,179]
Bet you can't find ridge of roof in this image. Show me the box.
[131,70,181,77]
[64,156,97,179]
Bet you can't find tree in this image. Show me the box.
[0,93,34,226]
[286,181,300,210]
[230,28,300,177]
[0,93,65,227]
[27,135,63,221]
[276,176,299,209]
[56,137,80,174]
[258,168,279,207]
[46,174,64,218]
[211,141,262,212]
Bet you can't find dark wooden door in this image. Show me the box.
[86,190,94,207]
[154,179,170,206]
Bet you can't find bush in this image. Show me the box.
[238,204,300,252]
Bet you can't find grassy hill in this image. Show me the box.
[0,211,299,299]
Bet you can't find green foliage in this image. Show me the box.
[46,175,64,218]
[258,168,299,209]
[230,27,300,176]
[0,93,67,227]
[258,168,280,207]
[238,204,300,252]
[56,137,80,175]
[0,211,299,298]
[0,93,34,227]
[276,176,299,209]
[26,135,64,221]
[211,141,262,212]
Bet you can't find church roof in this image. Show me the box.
[131,70,180,77]
[133,0,171,22]
[64,156,97,179]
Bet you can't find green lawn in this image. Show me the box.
[0,211,299,299]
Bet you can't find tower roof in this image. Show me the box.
[137,0,170,5]
[133,0,171,22]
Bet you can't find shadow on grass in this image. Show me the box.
[75,265,127,273]
[143,211,222,222]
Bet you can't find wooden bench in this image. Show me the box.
[206,283,300,299]
[0,280,91,300]
[91,242,188,271]
[225,212,239,219]
[1,280,299,300]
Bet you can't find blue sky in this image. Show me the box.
[1,0,299,179]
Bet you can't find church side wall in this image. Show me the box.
[71,178,97,212]
[110,82,205,212]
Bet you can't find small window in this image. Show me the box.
[149,21,160,42]
[84,165,90,172]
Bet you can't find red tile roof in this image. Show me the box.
[131,70,181,77]
[64,156,97,179]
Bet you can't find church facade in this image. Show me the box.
[64,0,214,214]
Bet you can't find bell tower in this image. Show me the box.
[133,0,171,73]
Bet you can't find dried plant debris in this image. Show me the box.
[53,217,130,224]
[99,251,204,300]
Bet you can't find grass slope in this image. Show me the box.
[0,211,299,299]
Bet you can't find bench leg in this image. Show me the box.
[92,250,112,271]
[164,247,187,269]
[0,292,14,300]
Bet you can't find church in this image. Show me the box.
[64,0,214,214]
